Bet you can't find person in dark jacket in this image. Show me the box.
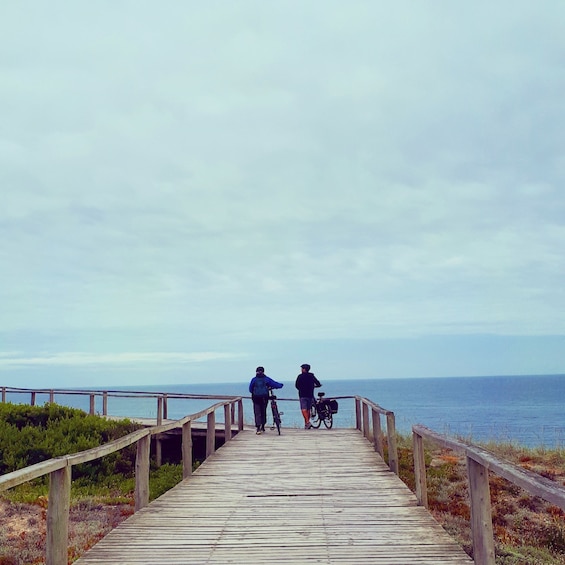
[249,366,283,434]
[295,363,321,429]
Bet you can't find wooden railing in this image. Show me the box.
[412,424,565,565]
[0,387,402,562]
[355,396,399,474]
[0,397,243,565]
[5,386,565,564]
[1,386,237,424]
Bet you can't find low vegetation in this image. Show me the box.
[0,403,184,564]
[1,404,564,564]
[391,435,565,564]
[0,403,143,480]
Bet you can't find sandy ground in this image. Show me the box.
[0,498,134,564]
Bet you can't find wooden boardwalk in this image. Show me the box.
[75,428,472,564]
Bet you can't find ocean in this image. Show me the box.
[5,374,564,448]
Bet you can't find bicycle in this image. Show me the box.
[268,387,283,435]
[310,392,335,429]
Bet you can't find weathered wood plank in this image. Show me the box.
[0,458,67,492]
[75,429,472,564]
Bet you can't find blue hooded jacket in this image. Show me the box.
[249,374,283,397]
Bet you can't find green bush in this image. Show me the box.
[1,403,198,507]
[149,463,183,500]
[0,402,142,480]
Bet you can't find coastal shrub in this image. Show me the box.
[540,515,565,553]
[149,463,183,500]
[1,403,202,507]
[495,545,563,564]
[394,431,565,564]
[0,402,142,480]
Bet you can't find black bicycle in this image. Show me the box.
[310,392,336,429]
[268,388,282,435]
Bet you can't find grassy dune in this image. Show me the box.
[393,435,565,564]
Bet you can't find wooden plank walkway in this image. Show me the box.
[75,428,472,564]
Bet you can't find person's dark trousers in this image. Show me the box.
[252,396,269,430]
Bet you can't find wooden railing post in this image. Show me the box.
[355,397,361,430]
[372,408,383,456]
[362,402,370,439]
[155,395,165,467]
[206,411,216,458]
[46,464,71,565]
[182,420,193,479]
[238,399,244,431]
[1,387,6,403]
[224,404,232,441]
[31,391,36,406]
[163,394,168,420]
[102,392,108,416]
[155,437,162,468]
[156,396,163,426]
[49,390,55,404]
[89,394,95,415]
[467,456,496,565]
[135,434,151,511]
[386,412,399,475]
[413,430,428,508]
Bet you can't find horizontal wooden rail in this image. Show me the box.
[412,424,565,565]
[2,385,239,399]
[66,429,151,466]
[1,385,243,419]
[0,397,243,565]
[0,458,68,492]
[354,396,398,474]
[2,386,360,427]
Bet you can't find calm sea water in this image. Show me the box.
[6,374,564,448]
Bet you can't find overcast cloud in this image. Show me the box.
[1,1,564,386]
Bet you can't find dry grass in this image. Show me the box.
[395,438,565,564]
[0,496,134,565]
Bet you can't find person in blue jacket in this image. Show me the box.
[249,366,283,434]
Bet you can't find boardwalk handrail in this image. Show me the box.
[0,397,244,565]
[354,396,399,474]
[1,385,239,422]
[2,387,370,426]
[412,424,565,565]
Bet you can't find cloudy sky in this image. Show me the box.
[1,1,564,388]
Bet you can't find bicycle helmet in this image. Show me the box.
[300,363,311,371]
[256,366,265,373]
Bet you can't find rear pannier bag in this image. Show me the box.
[328,399,339,414]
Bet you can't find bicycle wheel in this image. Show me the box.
[271,402,281,435]
[323,408,333,429]
[310,404,317,419]
[311,405,322,428]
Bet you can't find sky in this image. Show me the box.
[1,2,565,388]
